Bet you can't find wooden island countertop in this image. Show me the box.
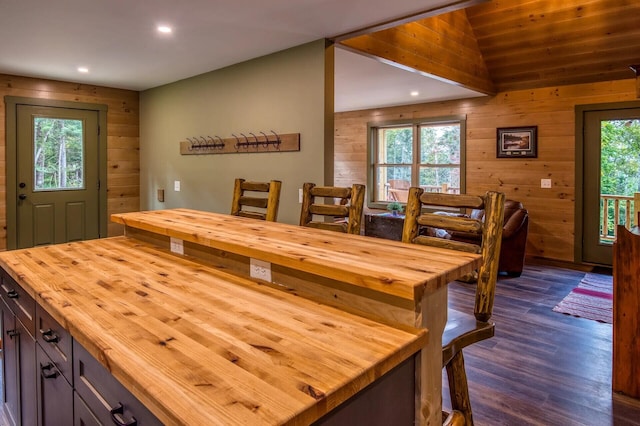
[1,209,482,425]
[111,208,481,304]
[0,236,427,425]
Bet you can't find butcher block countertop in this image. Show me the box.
[111,208,482,304]
[0,236,428,425]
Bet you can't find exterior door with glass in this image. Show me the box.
[582,108,640,266]
[16,105,100,248]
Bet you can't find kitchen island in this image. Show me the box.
[0,209,481,425]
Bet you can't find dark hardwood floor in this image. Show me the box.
[444,263,640,426]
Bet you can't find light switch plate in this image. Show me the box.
[174,180,181,191]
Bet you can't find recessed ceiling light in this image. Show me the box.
[77,67,89,73]
[157,25,172,34]
[410,91,419,97]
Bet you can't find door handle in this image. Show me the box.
[18,194,26,200]
[40,362,59,379]
[110,403,138,426]
[39,328,60,343]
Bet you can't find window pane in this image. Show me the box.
[368,117,465,206]
[378,127,413,164]
[420,124,460,165]
[33,118,84,191]
[376,166,411,202]
[419,166,460,194]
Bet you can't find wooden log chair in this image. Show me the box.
[299,183,365,235]
[388,179,410,202]
[231,178,282,222]
[402,188,506,426]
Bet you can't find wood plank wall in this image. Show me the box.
[0,74,140,250]
[334,79,638,263]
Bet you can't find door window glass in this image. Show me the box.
[599,119,640,243]
[33,118,84,191]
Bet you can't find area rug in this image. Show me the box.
[552,273,613,323]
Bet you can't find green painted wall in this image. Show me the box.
[139,40,334,225]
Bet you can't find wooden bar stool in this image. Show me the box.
[299,183,365,235]
[231,178,282,222]
[402,188,505,426]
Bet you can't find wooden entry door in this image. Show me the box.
[15,105,100,248]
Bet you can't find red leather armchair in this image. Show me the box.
[446,200,529,277]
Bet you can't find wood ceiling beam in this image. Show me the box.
[332,0,488,42]
[339,9,496,95]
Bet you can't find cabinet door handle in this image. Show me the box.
[110,403,138,426]
[39,328,59,343]
[6,289,18,299]
[40,362,59,379]
[6,329,18,339]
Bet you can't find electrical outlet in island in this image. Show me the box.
[250,258,272,282]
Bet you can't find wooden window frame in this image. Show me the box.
[367,115,466,210]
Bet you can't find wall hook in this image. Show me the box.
[180,131,299,155]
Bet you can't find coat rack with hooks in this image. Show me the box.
[179,131,300,155]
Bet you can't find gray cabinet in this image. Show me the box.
[1,298,20,426]
[74,391,101,426]
[35,305,73,385]
[1,270,36,426]
[36,344,73,426]
[74,340,161,425]
[35,306,73,426]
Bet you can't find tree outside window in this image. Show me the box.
[600,119,640,237]
[33,117,84,191]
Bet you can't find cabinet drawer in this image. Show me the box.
[37,345,73,426]
[73,340,161,426]
[0,269,35,337]
[2,298,19,426]
[36,305,73,385]
[74,392,101,426]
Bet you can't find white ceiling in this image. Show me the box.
[0,0,485,112]
[334,47,484,112]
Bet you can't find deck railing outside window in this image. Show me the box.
[385,183,460,202]
[600,192,640,243]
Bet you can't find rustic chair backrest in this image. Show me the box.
[402,188,506,321]
[231,178,282,222]
[299,183,365,235]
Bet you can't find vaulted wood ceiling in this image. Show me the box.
[338,0,640,95]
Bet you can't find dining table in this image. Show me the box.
[0,208,481,425]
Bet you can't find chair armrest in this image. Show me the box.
[502,209,528,239]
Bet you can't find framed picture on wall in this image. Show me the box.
[497,126,538,158]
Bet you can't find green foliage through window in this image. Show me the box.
[601,120,640,196]
[34,118,84,190]
[600,119,640,239]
